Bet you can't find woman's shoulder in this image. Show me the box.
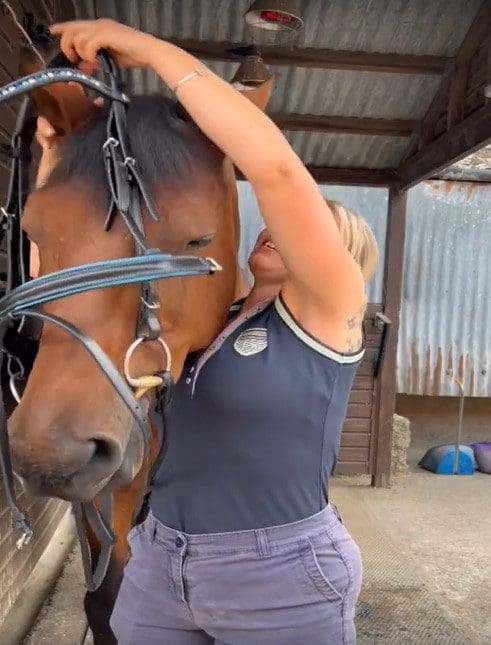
[273,293,365,366]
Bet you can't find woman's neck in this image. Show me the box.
[241,282,280,312]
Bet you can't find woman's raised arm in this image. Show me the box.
[50,19,365,321]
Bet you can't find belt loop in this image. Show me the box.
[254,529,270,558]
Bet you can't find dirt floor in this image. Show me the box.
[343,393,491,644]
[23,394,490,644]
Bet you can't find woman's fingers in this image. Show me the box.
[49,21,80,35]
[59,26,80,63]
[78,60,100,74]
[51,20,106,63]
[50,19,150,69]
[72,32,102,63]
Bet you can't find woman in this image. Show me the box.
[47,19,378,644]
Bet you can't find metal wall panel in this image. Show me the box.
[400,181,491,397]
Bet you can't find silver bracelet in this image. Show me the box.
[172,68,205,94]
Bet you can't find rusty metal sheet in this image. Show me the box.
[399,180,491,397]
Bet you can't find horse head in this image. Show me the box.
[8,71,240,502]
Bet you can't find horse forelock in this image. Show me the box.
[45,94,225,208]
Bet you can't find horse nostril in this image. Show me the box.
[92,438,114,462]
[84,436,122,477]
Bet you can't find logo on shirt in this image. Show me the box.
[234,328,268,356]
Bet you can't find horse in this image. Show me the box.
[4,55,244,642]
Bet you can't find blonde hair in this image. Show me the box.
[326,199,379,282]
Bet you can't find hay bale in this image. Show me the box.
[392,414,411,476]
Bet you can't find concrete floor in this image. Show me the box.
[331,469,490,644]
[23,396,490,644]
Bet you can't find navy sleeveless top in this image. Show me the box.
[150,295,363,534]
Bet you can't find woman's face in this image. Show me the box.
[248,229,287,287]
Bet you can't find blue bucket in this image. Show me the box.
[418,444,475,475]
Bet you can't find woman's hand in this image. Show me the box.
[49,19,156,69]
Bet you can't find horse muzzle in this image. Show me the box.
[9,410,147,502]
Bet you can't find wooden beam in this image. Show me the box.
[401,0,491,166]
[307,167,397,187]
[446,63,470,129]
[270,114,418,137]
[235,166,396,187]
[372,188,407,488]
[167,37,450,76]
[397,104,491,189]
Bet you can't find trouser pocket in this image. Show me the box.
[299,536,349,602]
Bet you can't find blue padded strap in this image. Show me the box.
[0,254,220,317]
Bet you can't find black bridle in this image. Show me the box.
[0,51,221,591]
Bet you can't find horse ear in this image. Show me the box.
[18,46,93,135]
[236,76,274,112]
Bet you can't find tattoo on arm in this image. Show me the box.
[345,304,366,352]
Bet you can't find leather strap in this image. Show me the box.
[73,492,115,593]
[0,253,219,317]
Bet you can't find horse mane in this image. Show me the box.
[45,94,223,205]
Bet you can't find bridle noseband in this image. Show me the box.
[0,50,221,590]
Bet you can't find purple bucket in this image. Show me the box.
[470,442,491,474]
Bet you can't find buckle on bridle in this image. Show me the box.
[141,295,160,309]
[102,136,119,151]
[0,206,11,224]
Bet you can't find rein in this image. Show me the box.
[0,51,221,591]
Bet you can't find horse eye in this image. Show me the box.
[186,235,213,250]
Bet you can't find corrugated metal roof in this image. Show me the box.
[284,131,409,168]
[238,180,491,397]
[78,0,482,56]
[266,67,441,120]
[76,0,484,172]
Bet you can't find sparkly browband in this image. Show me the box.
[0,68,129,105]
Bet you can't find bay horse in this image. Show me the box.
[5,61,243,641]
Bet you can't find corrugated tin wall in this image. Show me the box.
[237,181,491,397]
[402,182,490,397]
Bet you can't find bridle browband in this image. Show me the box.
[0,50,221,591]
